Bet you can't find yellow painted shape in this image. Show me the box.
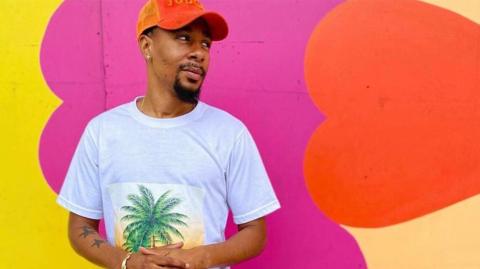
[420,0,480,24]
[347,195,480,269]
[0,1,99,268]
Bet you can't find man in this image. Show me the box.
[57,1,280,269]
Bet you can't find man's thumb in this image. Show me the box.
[165,242,184,249]
[139,247,156,255]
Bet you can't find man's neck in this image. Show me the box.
[139,83,196,119]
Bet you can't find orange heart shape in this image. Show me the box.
[304,0,480,227]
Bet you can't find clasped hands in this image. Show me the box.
[127,242,209,269]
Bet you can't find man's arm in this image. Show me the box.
[203,217,267,267]
[68,212,188,269]
[141,217,267,269]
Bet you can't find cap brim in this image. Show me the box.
[158,11,229,41]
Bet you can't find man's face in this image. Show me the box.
[142,19,212,103]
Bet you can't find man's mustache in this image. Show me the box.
[179,63,205,76]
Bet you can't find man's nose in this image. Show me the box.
[187,42,207,62]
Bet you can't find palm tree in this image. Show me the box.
[121,185,189,252]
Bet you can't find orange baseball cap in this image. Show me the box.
[136,0,229,41]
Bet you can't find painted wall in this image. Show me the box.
[1,0,479,268]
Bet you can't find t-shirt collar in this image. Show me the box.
[128,96,205,128]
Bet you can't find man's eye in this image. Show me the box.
[202,41,211,49]
[177,34,190,41]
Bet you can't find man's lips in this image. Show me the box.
[183,70,203,81]
[180,65,205,82]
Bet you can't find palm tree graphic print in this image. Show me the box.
[121,185,189,252]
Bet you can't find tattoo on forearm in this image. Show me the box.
[91,239,106,248]
[79,226,95,238]
[77,226,106,248]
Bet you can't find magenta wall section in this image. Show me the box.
[39,0,366,268]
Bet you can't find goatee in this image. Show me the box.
[173,77,201,104]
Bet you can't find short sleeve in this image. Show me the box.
[56,119,103,219]
[226,128,280,224]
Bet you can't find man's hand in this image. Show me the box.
[141,245,209,269]
[139,218,267,269]
[129,243,189,269]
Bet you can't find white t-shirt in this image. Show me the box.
[57,97,280,267]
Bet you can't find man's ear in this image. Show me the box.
[138,35,152,60]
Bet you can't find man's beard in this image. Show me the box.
[173,75,202,104]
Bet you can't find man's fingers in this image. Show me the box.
[146,255,188,268]
[157,256,188,268]
[138,249,188,268]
